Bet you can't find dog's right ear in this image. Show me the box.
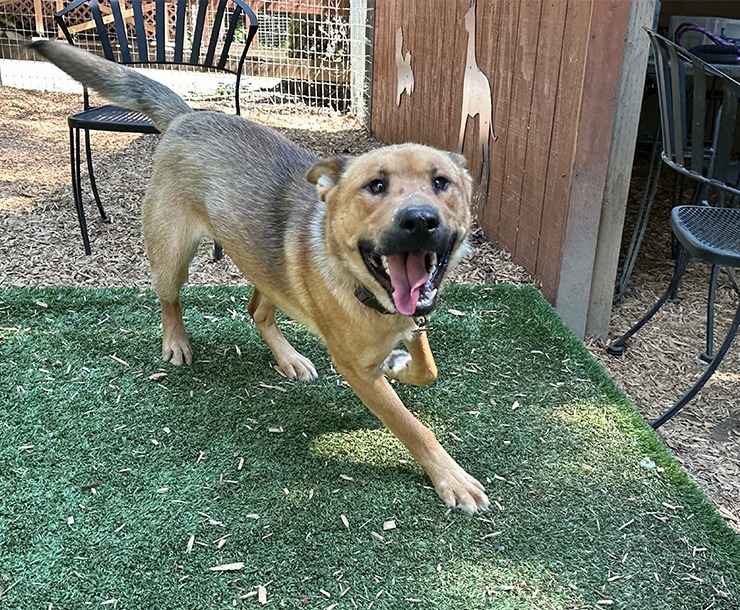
[306,156,347,201]
[449,152,468,169]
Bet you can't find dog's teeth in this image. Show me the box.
[417,287,438,309]
[427,253,438,277]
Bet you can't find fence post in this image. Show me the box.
[350,0,373,124]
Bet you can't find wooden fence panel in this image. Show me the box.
[371,0,599,303]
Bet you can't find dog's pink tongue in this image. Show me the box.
[386,251,429,316]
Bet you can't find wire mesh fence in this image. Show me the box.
[0,0,373,119]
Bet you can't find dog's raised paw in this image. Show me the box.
[381,349,436,386]
[381,349,412,377]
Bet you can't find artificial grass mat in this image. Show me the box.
[0,283,737,609]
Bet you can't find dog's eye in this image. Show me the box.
[433,176,451,192]
[366,179,387,196]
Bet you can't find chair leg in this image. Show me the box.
[607,246,691,356]
[70,126,92,255]
[700,264,719,363]
[83,129,109,222]
[614,128,663,305]
[213,242,223,261]
[652,297,740,428]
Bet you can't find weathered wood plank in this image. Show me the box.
[498,0,541,258]
[514,0,568,273]
[469,0,502,213]
[427,0,467,152]
[33,0,44,35]
[585,0,657,338]
[555,0,632,337]
[480,0,520,241]
[369,2,390,136]
[246,56,349,84]
[535,0,593,301]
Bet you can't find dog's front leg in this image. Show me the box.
[381,331,438,387]
[335,360,489,513]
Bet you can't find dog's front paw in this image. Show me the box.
[431,460,490,514]
[276,352,318,382]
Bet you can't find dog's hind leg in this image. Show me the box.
[248,288,318,381]
[143,201,201,366]
[159,298,192,365]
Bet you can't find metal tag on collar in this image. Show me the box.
[413,315,429,333]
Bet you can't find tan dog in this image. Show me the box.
[31,40,489,513]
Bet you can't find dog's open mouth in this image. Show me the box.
[359,243,452,316]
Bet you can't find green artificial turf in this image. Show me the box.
[0,284,737,609]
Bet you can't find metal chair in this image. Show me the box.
[608,31,740,428]
[54,0,258,256]
[612,30,740,305]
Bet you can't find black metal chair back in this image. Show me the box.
[53,0,258,255]
[646,28,740,198]
[56,0,258,115]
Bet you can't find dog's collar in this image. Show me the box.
[355,285,393,315]
[354,285,429,331]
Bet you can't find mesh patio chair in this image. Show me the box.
[607,30,740,429]
[54,0,258,256]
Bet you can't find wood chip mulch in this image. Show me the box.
[1,86,736,533]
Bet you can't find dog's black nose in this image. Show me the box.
[396,205,441,236]
[384,205,448,253]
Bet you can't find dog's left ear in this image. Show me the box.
[306,156,347,201]
[449,152,468,169]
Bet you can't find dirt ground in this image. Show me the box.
[0,86,737,533]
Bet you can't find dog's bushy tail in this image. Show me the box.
[29,40,192,133]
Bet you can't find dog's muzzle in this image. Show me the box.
[358,205,456,317]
